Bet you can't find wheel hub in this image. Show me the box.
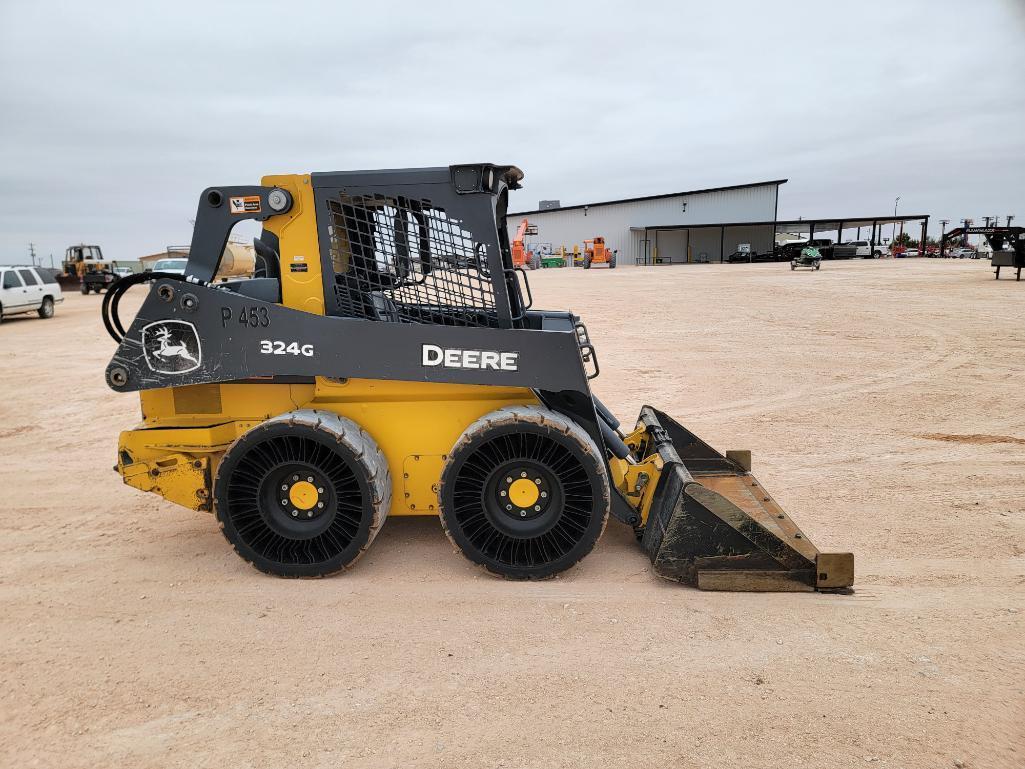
[494,466,553,522]
[508,478,539,508]
[271,469,329,522]
[288,480,319,510]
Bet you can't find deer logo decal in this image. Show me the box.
[141,320,202,374]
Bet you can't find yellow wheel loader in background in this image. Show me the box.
[101,164,852,590]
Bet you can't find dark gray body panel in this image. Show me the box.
[106,280,588,393]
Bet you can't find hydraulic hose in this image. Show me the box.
[102,272,203,343]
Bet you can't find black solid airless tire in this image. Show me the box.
[214,409,390,577]
[439,405,610,580]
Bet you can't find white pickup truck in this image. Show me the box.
[0,265,64,323]
[842,240,888,258]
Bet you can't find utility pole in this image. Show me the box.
[939,219,949,255]
[28,243,37,266]
[893,196,900,242]
[1008,215,1015,227]
[983,216,992,227]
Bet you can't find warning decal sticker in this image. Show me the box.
[229,196,262,214]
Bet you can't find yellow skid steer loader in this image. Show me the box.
[102,165,852,590]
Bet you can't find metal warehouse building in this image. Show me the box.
[507,180,785,265]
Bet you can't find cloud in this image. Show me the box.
[1,0,1023,264]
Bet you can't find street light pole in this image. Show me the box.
[893,196,900,242]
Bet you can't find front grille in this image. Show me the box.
[325,192,499,327]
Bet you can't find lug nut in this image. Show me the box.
[506,504,512,510]
[506,477,512,483]
[520,471,527,478]
[535,478,541,484]
[534,505,541,511]
[540,491,548,498]
[307,476,314,483]
[500,490,507,497]
[520,511,527,517]
[306,511,313,518]
[281,484,288,491]
[293,475,299,481]
[317,502,324,509]
[317,487,324,493]
[281,499,288,506]
[291,511,298,517]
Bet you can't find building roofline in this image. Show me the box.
[509,179,789,216]
[629,214,930,231]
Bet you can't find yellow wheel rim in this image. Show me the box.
[508,478,540,508]
[288,480,319,510]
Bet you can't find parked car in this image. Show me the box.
[947,247,977,259]
[903,248,920,257]
[150,257,188,275]
[114,266,134,277]
[0,265,63,323]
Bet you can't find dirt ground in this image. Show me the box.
[1,259,1023,769]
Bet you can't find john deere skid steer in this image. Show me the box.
[102,165,852,590]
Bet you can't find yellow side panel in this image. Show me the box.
[125,379,540,517]
[260,173,325,315]
[310,379,538,516]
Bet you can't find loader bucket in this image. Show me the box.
[635,407,853,591]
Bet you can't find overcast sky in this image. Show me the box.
[1,0,1023,265]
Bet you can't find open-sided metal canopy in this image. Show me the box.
[632,214,930,264]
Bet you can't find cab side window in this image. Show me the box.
[3,271,23,289]
[17,269,40,286]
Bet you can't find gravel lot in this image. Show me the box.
[1,258,1022,768]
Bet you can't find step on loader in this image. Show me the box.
[102,165,853,591]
